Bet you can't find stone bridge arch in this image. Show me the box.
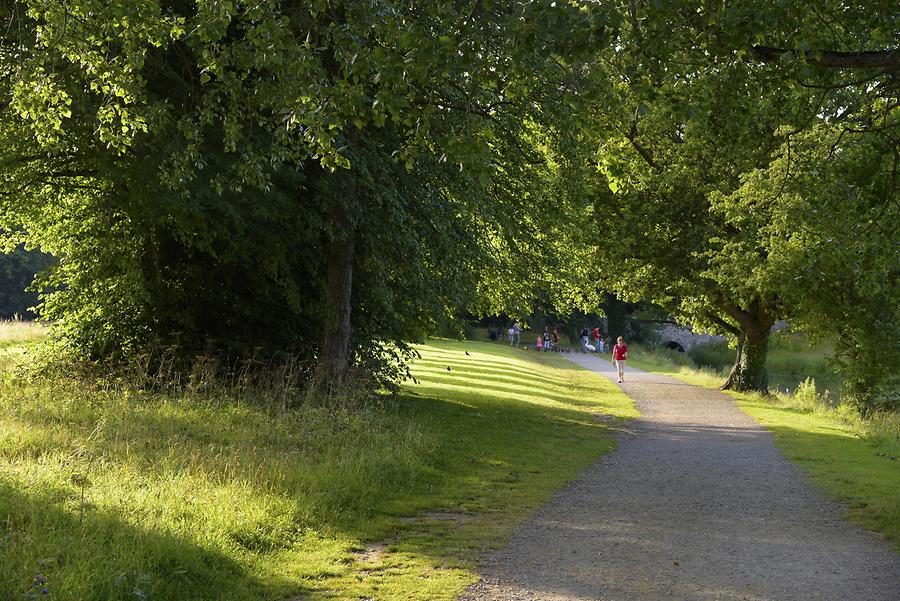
[657,324,725,352]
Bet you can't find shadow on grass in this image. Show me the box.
[1,338,631,599]
[411,373,607,410]
[412,359,569,387]
[413,367,609,396]
[421,343,592,372]
[370,388,621,564]
[0,480,308,601]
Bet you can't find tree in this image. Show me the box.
[582,1,898,394]
[726,122,900,409]
[0,1,611,383]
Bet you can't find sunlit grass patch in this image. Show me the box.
[0,338,634,600]
[0,320,47,374]
[0,319,46,347]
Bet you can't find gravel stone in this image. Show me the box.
[458,355,900,601]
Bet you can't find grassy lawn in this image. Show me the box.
[630,347,900,552]
[0,335,635,600]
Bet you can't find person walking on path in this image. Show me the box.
[612,335,628,382]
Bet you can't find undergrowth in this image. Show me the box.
[1,335,635,600]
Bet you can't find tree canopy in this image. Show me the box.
[583,0,898,402]
[0,1,896,407]
[0,0,607,381]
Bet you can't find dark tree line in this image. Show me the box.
[0,247,53,319]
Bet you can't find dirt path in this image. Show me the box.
[459,355,900,601]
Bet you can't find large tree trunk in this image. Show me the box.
[724,328,770,392]
[720,302,775,393]
[319,212,355,387]
[603,292,628,340]
[720,333,744,390]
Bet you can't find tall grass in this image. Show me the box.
[682,333,840,396]
[0,319,47,375]
[0,319,46,347]
[1,337,634,600]
[0,372,431,599]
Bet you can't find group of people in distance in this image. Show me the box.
[579,325,608,354]
[534,327,562,352]
[488,322,629,384]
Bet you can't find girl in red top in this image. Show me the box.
[612,336,628,383]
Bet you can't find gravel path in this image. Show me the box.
[459,355,900,601]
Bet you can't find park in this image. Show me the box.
[0,2,898,599]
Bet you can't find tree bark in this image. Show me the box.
[724,328,770,393]
[720,333,744,390]
[719,301,775,393]
[603,292,628,340]
[319,211,355,387]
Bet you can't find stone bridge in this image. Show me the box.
[656,324,725,352]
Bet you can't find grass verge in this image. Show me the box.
[630,346,900,552]
[1,338,635,600]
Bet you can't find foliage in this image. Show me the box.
[792,377,829,409]
[588,57,796,391]
[0,337,633,600]
[1,1,895,398]
[749,124,900,410]
[582,0,898,396]
[0,1,608,376]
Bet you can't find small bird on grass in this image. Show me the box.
[465,350,470,356]
[447,366,452,372]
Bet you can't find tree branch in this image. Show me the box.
[626,120,659,171]
[751,46,900,71]
[708,313,742,338]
